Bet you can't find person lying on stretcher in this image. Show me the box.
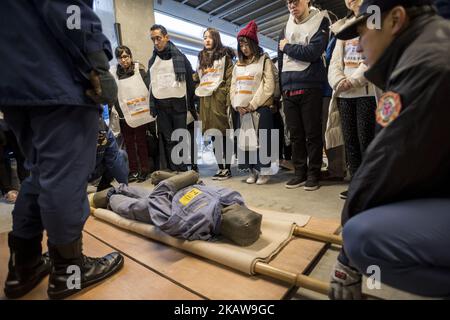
[92,170,263,246]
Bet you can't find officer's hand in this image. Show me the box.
[329,260,363,300]
[85,51,118,105]
[279,38,289,52]
[86,70,118,105]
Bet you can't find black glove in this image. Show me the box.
[85,51,118,105]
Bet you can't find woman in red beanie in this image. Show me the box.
[230,21,276,185]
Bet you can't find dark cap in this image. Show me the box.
[335,0,432,40]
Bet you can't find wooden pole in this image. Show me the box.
[254,262,330,295]
[246,205,342,245]
[294,226,343,246]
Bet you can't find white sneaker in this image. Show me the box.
[246,170,257,184]
[256,175,270,185]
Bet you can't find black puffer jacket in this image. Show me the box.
[342,13,450,224]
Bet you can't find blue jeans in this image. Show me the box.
[343,198,450,297]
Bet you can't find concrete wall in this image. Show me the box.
[114,0,155,67]
[93,0,119,65]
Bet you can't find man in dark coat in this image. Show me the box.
[328,0,450,299]
[148,24,196,172]
[0,0,124,299]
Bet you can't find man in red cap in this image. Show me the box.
[278,0,330,191]
[329,0,450,299]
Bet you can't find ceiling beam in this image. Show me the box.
[258,13,290,29]
[260,23,284,35]
[216,0,259,19]
[195,0,214,10]
[230,1,281,24]
[154,0,277,50]
[207,0,240,15]
[254,7,289,26]
[266,29,283,38]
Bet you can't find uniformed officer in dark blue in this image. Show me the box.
[0,1,124,299]
[327,0,450,299]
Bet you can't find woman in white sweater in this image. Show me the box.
[328,0,377,199]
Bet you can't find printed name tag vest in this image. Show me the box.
[282,11,328,73]
[195,56,226,97]
[111,63,154,128]
[150,56,187,99]
[232,56,265,108]
[343,37,364,77]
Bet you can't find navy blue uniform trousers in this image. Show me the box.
[1,106,98,245]
[343,198,450,297]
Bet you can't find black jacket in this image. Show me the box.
[342,13,450,225]
[0,0,112,107]
[277,16,329,91]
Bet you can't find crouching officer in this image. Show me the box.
[328,0,450,299]
[0,1,124,299]
[89,118,129,192]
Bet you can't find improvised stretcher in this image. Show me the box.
[89,195,343,297]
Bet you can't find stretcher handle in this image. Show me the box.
[294,226,343,246]
[254,262,330,295]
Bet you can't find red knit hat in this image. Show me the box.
[237,20,259,44]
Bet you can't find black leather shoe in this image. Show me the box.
[47,236,124,300]
[4,233,51,299]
